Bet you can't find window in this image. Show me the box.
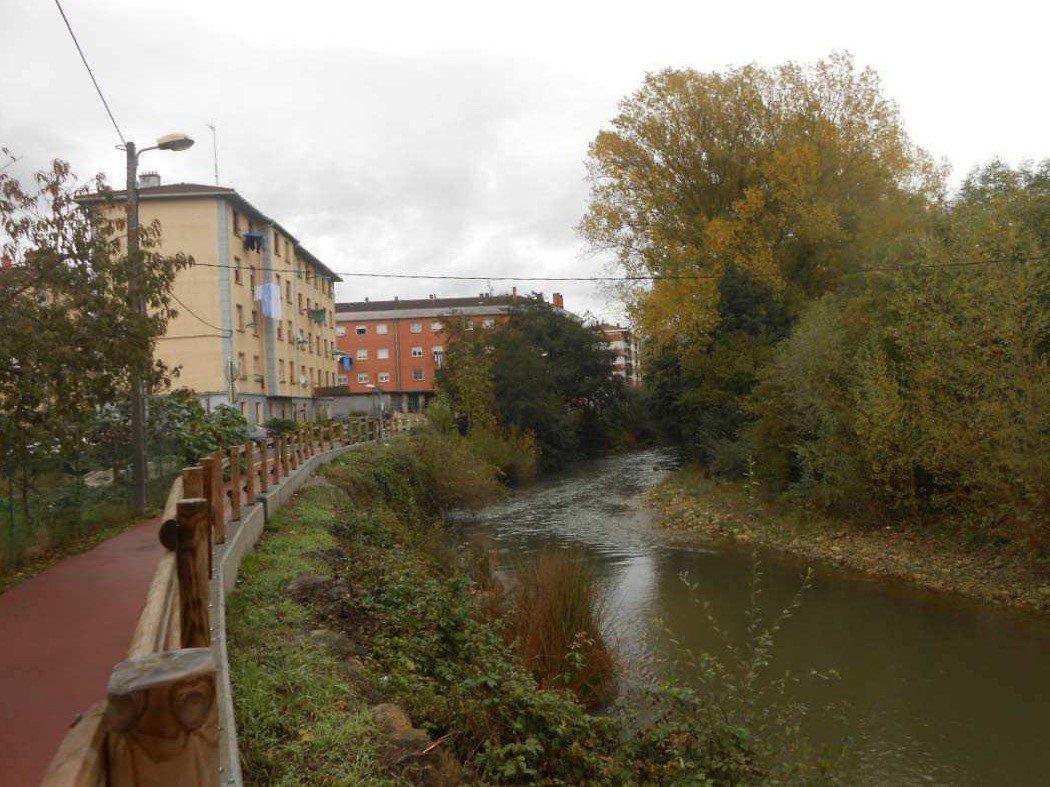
[298,293,304,312]
[431,321,443,332]
[249,266,256,290]
[412,369,425,381]
[278,360,285,381]
[482,318,495,329]
[356,349,369,361]
[433,347,445,367]
[336,326,346,337]
[337,374,349,385]
[307,332,313,353]
[357,372,370,384]
[252,355,260,374]
[277,322,283,340]
[464,320,474,331]
[409,321,422,333]
[376,323,389,335]
[411,346,423,358]
[378,372,390,383]
[237,352,246,380]
[234,257,242,285]
[286,280,292,303]
[232,210,240,236]
[287,320,294,344]
[236,304,244,330]
[377,347,389,360]
[356,325,367,335]
[274,234,281,256]
[251,310,259,336]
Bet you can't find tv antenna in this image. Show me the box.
[206,123,219,185]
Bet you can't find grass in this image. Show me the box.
[226,485,395,786]
[507,549,616,709]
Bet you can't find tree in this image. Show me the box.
[580,53,942,463]
[0,156,190,534]
[437,297,625,468]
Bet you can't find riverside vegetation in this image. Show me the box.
[581,53,1050,586]
[228,426,845,785]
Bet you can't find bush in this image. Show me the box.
[466,427,540,485]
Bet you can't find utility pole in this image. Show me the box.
[125,141,148,512]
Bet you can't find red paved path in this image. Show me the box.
[0,513,164,786]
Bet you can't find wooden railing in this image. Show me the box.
[39,417,406,787]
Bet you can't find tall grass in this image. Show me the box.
[507,549,616,709]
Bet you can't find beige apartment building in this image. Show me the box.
[83,178,341,424]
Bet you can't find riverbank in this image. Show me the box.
[651,467,1050,615]
[228,437,845,785]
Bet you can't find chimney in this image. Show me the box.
[394,296,398,301]
[429,294,435,300]
[552,292,564,310]
[364,297,369,302]
[512,286,518,300]
[138,171,161,188]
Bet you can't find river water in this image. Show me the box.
[460,449,1050,786]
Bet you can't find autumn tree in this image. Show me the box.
[748,160,1050,550]
[581,53,942,460]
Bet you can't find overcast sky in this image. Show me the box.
[4,0,1048,321]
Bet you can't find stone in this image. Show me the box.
[371,702,413,734]
[285,573,329,598]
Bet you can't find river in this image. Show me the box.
[460,449,1050,786]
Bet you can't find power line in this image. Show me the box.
[170,292,231,335]
[174,253,1041,283]
[53,0,126,146]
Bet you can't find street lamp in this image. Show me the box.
[124,132,194,512]
[365,383,385,442]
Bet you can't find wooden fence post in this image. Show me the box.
[229,445,242,522]
[104,648,219,787]
[175,498,210,649]
[201,454,224,547]
[183,466,204,499]
[258,440,269,494]
[244,442,256,502]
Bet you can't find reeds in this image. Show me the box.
[507,548,616,709]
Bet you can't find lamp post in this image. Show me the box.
[124,132,194,511]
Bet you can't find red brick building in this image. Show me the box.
[334,293,565,411]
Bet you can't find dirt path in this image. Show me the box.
[0,513,164,786]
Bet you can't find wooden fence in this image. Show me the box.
[39,414,423,787]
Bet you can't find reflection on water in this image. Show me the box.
[461,449,1050,786]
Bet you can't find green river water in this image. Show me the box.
[463,449,1050,786]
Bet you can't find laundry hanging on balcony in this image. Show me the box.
[243,232,264,252]
[308,307,327,325]
[254,282,282,320]
[339,356,353,371]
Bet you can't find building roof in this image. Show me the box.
[337,295,517,312]
[335,294,522,321]
[78,183,341,282]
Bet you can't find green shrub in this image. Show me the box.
[466,427,539,485]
